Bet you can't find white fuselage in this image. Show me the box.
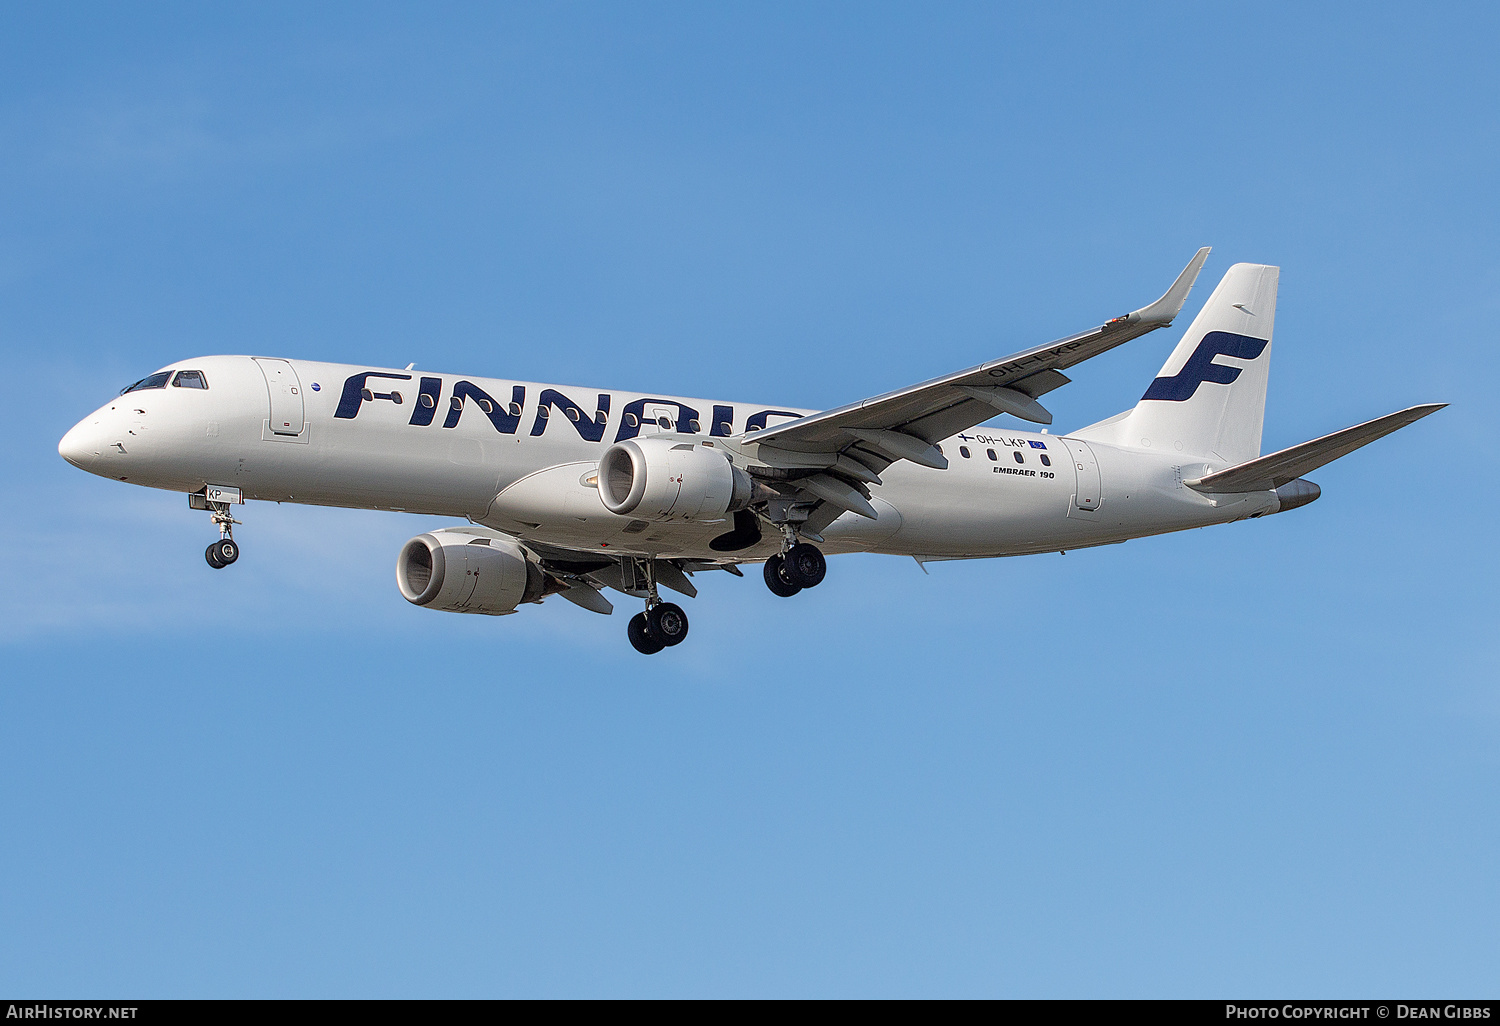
[59,355,1278,563]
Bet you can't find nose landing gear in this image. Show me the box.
[191,493,242,569]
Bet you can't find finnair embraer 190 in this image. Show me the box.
[59,250,1443,653]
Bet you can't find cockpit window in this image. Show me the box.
[172,370,208,389]
[120,371,172,394]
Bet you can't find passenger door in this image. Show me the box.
[254,358,305,437]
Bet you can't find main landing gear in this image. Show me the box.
[763,536,827,598]
[626,561,690,655]
[627,603,688,655]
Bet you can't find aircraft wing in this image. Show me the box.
[1184,403,1447,494]
[749,248,1210,456]
[739,248,1211,535]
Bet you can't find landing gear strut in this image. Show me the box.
[202,500,240,569]
[626,560,689,655]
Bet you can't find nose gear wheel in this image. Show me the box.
[206,538,239,569]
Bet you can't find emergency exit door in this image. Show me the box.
[1064,438,1101,512]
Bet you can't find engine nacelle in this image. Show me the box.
[597,436,756,522]
[396,530,546,615]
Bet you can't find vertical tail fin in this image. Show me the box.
[1089,263,1279,463]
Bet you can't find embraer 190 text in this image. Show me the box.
[59,250,1443,653]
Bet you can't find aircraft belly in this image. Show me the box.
[818,498,903,550]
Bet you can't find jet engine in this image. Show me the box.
[597,436,757,522]
[396,529,547,615]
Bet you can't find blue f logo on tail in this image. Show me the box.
[1141,331,1269,402]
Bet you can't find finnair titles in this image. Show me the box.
[60,250,1443,653]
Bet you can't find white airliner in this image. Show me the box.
[59,250,1443,653]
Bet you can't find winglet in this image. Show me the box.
[1125,247,1211,327]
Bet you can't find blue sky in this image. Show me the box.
[1,2,1496,997]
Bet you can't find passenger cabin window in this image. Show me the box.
[1040,454,1051,467]
[1013,451,1025,464]
[959,446,971,459]
[172,370,208,389]
[120,371,171,394]
[987,449,996,461]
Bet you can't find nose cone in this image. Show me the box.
[59,418,104,472]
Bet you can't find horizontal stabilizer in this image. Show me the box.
[1185,403,1446,493]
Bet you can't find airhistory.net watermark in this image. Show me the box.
[5,1007,137,1020]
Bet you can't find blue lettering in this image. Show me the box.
[408,376,443,426]
[530,389,610,442]
[334,371,413,419]
[745,409,801,432]
[710,404,735,437]
[1141,331,1269,402]
[614,398,701,442]
[443,381,525,434]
